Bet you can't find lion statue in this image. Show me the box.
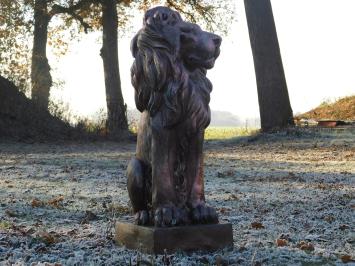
[127,6,222,227]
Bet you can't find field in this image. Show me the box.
[205,127,258,140]
[0,128,354,265]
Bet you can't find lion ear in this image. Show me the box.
[145,16,155,26]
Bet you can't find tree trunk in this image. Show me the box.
[31,0,52,110]
[101,0,128,137]
[244,0,294,132]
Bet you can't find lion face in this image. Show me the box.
[138,6,222,70]
[179,22,222,70]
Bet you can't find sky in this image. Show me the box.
[49,0,355,122]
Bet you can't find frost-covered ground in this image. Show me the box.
[0,129,354,265]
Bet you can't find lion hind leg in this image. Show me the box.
[127,158,152,225]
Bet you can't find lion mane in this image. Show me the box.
[130,9,212,131]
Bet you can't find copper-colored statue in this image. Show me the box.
[127,6,222,227]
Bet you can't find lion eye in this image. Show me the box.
[180,33,194,44]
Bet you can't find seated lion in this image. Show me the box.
[127,6,222,227]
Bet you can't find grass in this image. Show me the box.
[204,126,258,140]
[129,125,259,140]
[0,220,12,230]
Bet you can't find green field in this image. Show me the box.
[129,126,259,140]
[204,126,258,140]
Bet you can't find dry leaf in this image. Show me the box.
[48,196,64,208]
[107,203,130,215]
[324,215,335,223]
[298,241,314,251]
[251,222,265,229]
[340,255,353,263]
[219,207,231,214]
[31,198,44,208]
[276,239,288,247]
[37,231,57,245]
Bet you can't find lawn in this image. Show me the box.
[0,128,354,265]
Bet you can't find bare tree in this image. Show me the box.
[31,0,91,110]
[100,0,128,136]
[244,0,294,131]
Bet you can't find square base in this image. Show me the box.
[115,222,233,254]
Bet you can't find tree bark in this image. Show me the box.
[101,0,128,137]
[244,0,294,131]
[31,0,52,110]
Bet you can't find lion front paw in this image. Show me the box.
[154,206,189,227]
[191,204,218,224]
[134,210,150,226]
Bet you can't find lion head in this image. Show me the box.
[131,6,222,127]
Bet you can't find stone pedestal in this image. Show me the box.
[115,222,233,254]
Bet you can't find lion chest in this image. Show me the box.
[180,76,212,132]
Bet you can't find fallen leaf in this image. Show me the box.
[107,203,130,215]
[276,239,288,247]
[31,198,44,208]
[340,255,353,263]
[37,231,57,245]
[324,215,335,223]
[298,241,314,251]
[219,207,231,214]
[251,222,265,229]
[48,196,64,208]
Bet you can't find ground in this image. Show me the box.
[295,95,355,121]
[0,128,354,265]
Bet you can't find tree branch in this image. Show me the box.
[166,0,196,23]
[49,0,95,33]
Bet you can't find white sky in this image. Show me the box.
[49,0,355,120]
